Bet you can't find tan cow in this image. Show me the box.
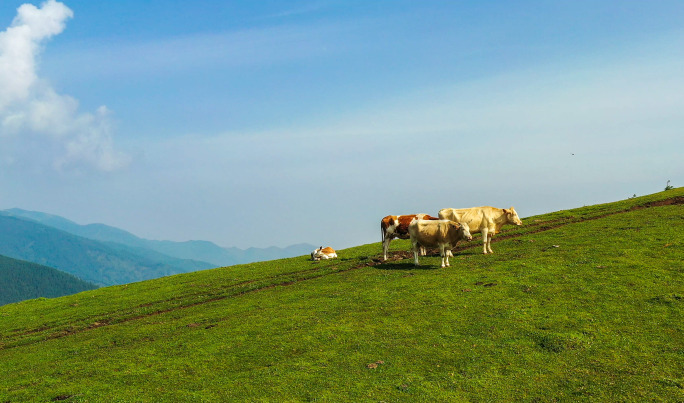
[438,206,522,254]
[408,219,472,267]
[381,214,439,260]
[311,246,337,261]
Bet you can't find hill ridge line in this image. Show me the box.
[2,196,681,351]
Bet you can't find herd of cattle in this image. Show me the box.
[311,206,523,267]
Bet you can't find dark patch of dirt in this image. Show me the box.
[366,360,385,369]
[52,396,75,402]
[631,196,684,209]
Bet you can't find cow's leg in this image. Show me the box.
[411,239,420,266]
[481,228,489,254]
[420,245,427,256]
[382,236,391,261]
[485,227,494,254]
[412,241,420,266]
[440,244,449,267]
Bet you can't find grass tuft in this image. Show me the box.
[531,331,590,353]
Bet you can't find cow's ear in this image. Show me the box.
[503,209,509,214]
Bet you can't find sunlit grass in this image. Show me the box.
[0,188,682,401]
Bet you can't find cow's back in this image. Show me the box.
[409,219,450,246]
[439,207,497,233]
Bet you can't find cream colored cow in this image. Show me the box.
[311,246,337,261]
[438,206,522,254]
[408,219,472,267]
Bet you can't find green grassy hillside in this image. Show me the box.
[0,255,98,306]
[0,189,682,402]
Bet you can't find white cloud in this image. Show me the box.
[0,0,129,172]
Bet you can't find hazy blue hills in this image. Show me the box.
[0,214,209,286]
[1,208,316,281]
[0,254,97,306]
[150,241,317,267]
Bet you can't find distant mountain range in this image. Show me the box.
[0,254,98,306]
[0,208,316,288]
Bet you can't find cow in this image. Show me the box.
[438,206,522,254]
[381,214,439,260]
[408,219,472,267]
[311,246,337,261]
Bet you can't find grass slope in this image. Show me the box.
[0,189,682,401]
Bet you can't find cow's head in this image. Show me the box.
[451,222,472,241]
[311,247,323,261]
[503,207,522,226]
[461,223,473,241]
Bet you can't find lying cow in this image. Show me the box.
[409,219,472,267]
[438,206,522,254]
[311,246,337,261]
[381,214,439,260]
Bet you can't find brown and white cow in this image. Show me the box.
[381,214,439,260]
[311,246,337,261]
[408,219,472,267]
[438,206,522,254]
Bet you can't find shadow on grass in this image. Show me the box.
[374,253,475,271]
[375,262,440,271]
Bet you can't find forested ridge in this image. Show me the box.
[0,255,97,305]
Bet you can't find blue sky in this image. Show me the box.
[1,1,682,249]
